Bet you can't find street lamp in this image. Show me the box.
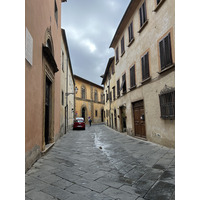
[65,86,78,96]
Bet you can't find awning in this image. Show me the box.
[43,45,59,73]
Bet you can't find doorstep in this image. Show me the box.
[42,142,55,155]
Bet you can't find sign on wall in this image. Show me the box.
[25,27,33,65]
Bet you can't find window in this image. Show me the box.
[159,88,175,119]
[139,1,147,27]
[111,63,115,75]
[106,91,108,102]
[110,91,112,102]
[121,36,125,55]
[130,65,136,88]
[120,74,126,94]
[141,52,150,80]
[117,79,120,97]
[128,22,134,43]
[95,110,98,117]
[61,91,64,106]
[54,0,58,26]
[94,90,98,102]
[115,47,119,63]
[112,86,115,100]
[157,0,161,4]
[62,51,64,72]
[81,87,86,99]
[101,93,104,103]
[159,33,173,71]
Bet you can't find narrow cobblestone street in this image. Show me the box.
[25,125,175,200]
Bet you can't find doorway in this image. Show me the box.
[120,106,126,132]
[101,109,104,122]
[45,77,52,144]
[82,107,86,121]
[114,109,117,129]
[132,100,146,138]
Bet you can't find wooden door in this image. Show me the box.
[133,101,146,138]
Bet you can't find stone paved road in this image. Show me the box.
[25,125,175,200]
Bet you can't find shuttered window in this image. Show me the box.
[115,47,119,63]
[128,22,134,42]
[141,52,150,80]
[121,36,125,55]
[130,65,136,88]
[139,1,147,27]
[117,80,120,97]
[159,33,173,70]
[122,74,126,93]
[159,90,175,119]
[113,86,115,100]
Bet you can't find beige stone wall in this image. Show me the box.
[107,0,175,148]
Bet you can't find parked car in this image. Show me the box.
[73,117,85,130]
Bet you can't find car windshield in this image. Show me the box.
[76,119,84,122]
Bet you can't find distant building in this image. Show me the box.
[102,0,175,148]
[74,75,104,124]
[25,0,67,171]
[61,28,75,135]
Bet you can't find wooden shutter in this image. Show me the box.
[130,65,135,87]
[142,53,149,80]
[121,36,124,54]
[139,7,143,27]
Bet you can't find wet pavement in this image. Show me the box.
[25,125,175,200]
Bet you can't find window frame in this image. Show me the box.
[117,79,120,98]
[141,52,150,81]
[130,64,136,88]
[128,21,134,43]
[115,47,119,64]
[121,36,125,56]
[81,86,86,99]
[139,0,147,28]
[159,32,173,71]
[112,86,115,101]
[121,73,127,94]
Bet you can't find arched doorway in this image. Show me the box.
[82,107,86,121]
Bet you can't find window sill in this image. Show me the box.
[122,91,127,96]
[129,85,137,91]
[153,0,166,12]
[121,51,125,57]
[127,38,135,47]
[138,20,148,33]
[157,64,175,74]
[141,76,151,84]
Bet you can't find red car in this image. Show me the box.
[73,117,85,130]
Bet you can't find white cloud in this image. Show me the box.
[81,39,97,53]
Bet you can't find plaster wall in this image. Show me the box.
[108,0,175,147]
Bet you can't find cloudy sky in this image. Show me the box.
[61,0,130,86]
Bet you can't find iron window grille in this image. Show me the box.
[130,65,136,88]
[141,52,150,80]
[159,33,173,70]
[139,1,147,27]
[159,86,175,119]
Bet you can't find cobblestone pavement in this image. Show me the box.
[25,125,175,200]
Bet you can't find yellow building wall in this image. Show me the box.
[74,76,104,124]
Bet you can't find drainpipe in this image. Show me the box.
[65,57,69,134]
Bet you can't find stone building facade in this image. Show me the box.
[102,0,175,148]
[25,0,67,171]
[60,28,75,135]
[74,75,104,124]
